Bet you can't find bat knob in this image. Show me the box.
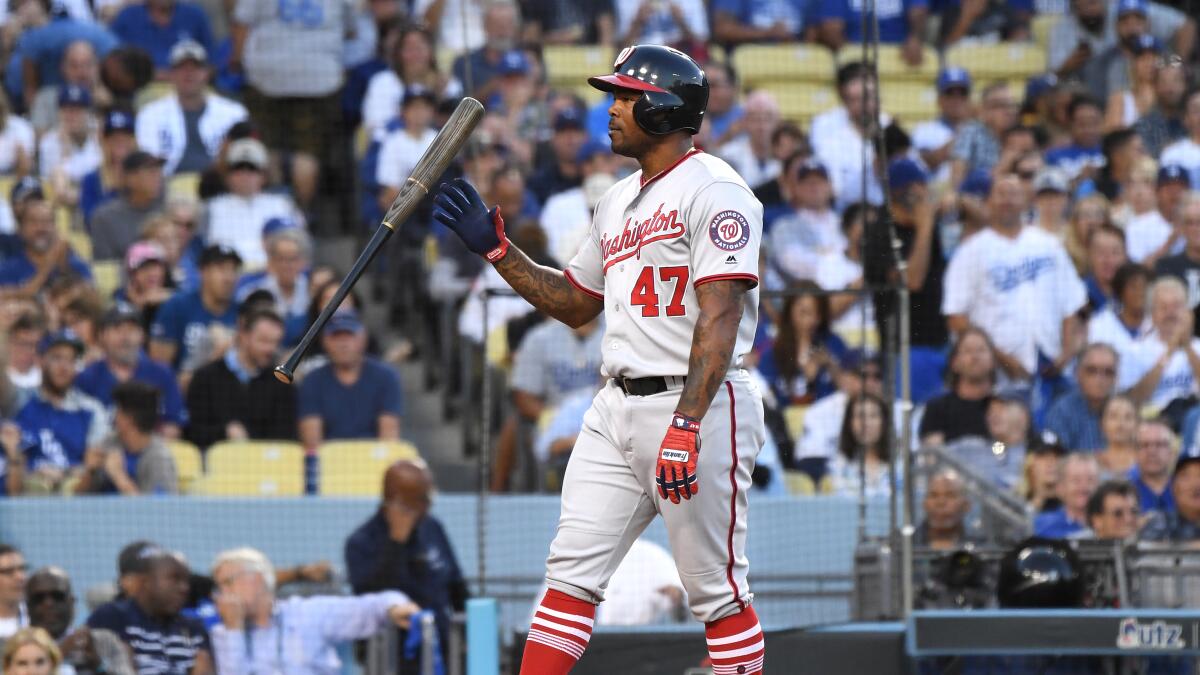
[273,365,294,385]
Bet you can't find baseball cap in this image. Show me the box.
[1117,0,1148,16]
[324,309,363,336]
[226,138,269,170]
[936,67,972,94]
[1024,74,1058,103]
[1033,168,1070,195]
[1159,164,1189,186]
[37,329,84,356]
[58,84,91,108]
[554,107,585,132]
[100,306,143,329]
[126,240,167,271]
[169,39,208,66]
[1129,33,1162,55]
[1030,430,1068,456]
[199,243,242,268]
[117,541,162,577]
[961,168,993,198]
[122,150,165,173]
[794,159,829,180]
[262,216,299,239]
[886,157,928,191]
[1174,444,1200,476]
[10,176,44,205]
[103,109,135,136]
[576,138,608,164]
[496,50,530,77]
[401,83,437,107]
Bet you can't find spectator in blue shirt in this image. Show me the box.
[15,330,110,492]
[298,310,403,448]
[1129,417,1176,515]
[1043,344,1118,452]
[79,109,135,227]
[345,460,467,663]
[1045,95,1106,181]
[1141,444,1200,542]
[111,0,213,73]
[149,244,241,377]
[817,0,928,64]
[12,9,118,110]
[0,181,92,293]
[77,307,187,437]
[1081,479,1140,540]
[700,61,745,148]
[1034,453,1101,538]
[711,0,810,45]
[450,1,521,102]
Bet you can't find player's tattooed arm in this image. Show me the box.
[493,246,604,328]
[675,279,752,420]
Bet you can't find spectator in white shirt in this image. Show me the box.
[766,157,844,286]
[1121,276,1200,410]
[360,25,462,136]
[539,140,616,266]
[204,138,302,269]
[811,61,887,210]
[210,547,420,675]
[377,85,439,212]
[615,0,708,49]
[1088,262,1152,356]
[716,89,780,190]
[135,40,247,176]
[1160,88,1200,189]
[38,84,100,185]
[0,95,35,177]
[943,174,1087,386]
[1124,161,1177,265]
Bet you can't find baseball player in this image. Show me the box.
[433,45,765,675]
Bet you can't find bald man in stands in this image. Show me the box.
[344,460,468,659]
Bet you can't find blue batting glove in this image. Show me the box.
[432,178,509,262]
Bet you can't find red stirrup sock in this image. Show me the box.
[705,605,765,675]
[519,589,596,674]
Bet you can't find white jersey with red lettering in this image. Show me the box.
[564,148,763,378]
[540,148,767,636]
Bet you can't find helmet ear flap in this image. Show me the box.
[634,90,687,135]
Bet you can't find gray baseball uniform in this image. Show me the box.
[549,148,765,623]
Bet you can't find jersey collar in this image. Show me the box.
[639,148,702,189]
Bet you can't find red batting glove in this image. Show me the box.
[656,412,700,504]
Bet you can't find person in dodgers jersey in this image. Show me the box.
[432,45,766,675]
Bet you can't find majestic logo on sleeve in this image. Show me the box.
[600,202,685,271]
[709,210,750,251]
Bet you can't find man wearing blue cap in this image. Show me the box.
[529,107,588,204]
[38,83,99,183]
[539,139,615,265]
[298,310,403,450]
[185,308,295,449]
[79,109,135,227]
[14,329,110,492]
[912,67,972,181]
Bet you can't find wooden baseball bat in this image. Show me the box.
[274,96,485,384]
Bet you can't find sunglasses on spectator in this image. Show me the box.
[1106,507,1139,518]
[1082,365,1116,376]
[0,564,27,576]
[28,590,68,604]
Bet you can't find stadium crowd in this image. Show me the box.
[2,0,1200,669]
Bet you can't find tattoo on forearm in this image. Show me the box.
[676,281,748,420]
[493,247,596,324]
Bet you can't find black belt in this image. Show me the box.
[613,376,686,396]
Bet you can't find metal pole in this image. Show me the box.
[421,612,437,675]
[478,291,491,597]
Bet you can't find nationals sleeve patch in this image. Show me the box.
[708,210,750,251]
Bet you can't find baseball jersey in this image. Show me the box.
[564,150,762,379]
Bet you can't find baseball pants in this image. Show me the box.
[544,369,764,623]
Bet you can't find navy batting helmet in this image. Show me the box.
[588,44,709,136]
[997,537,1085,609]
